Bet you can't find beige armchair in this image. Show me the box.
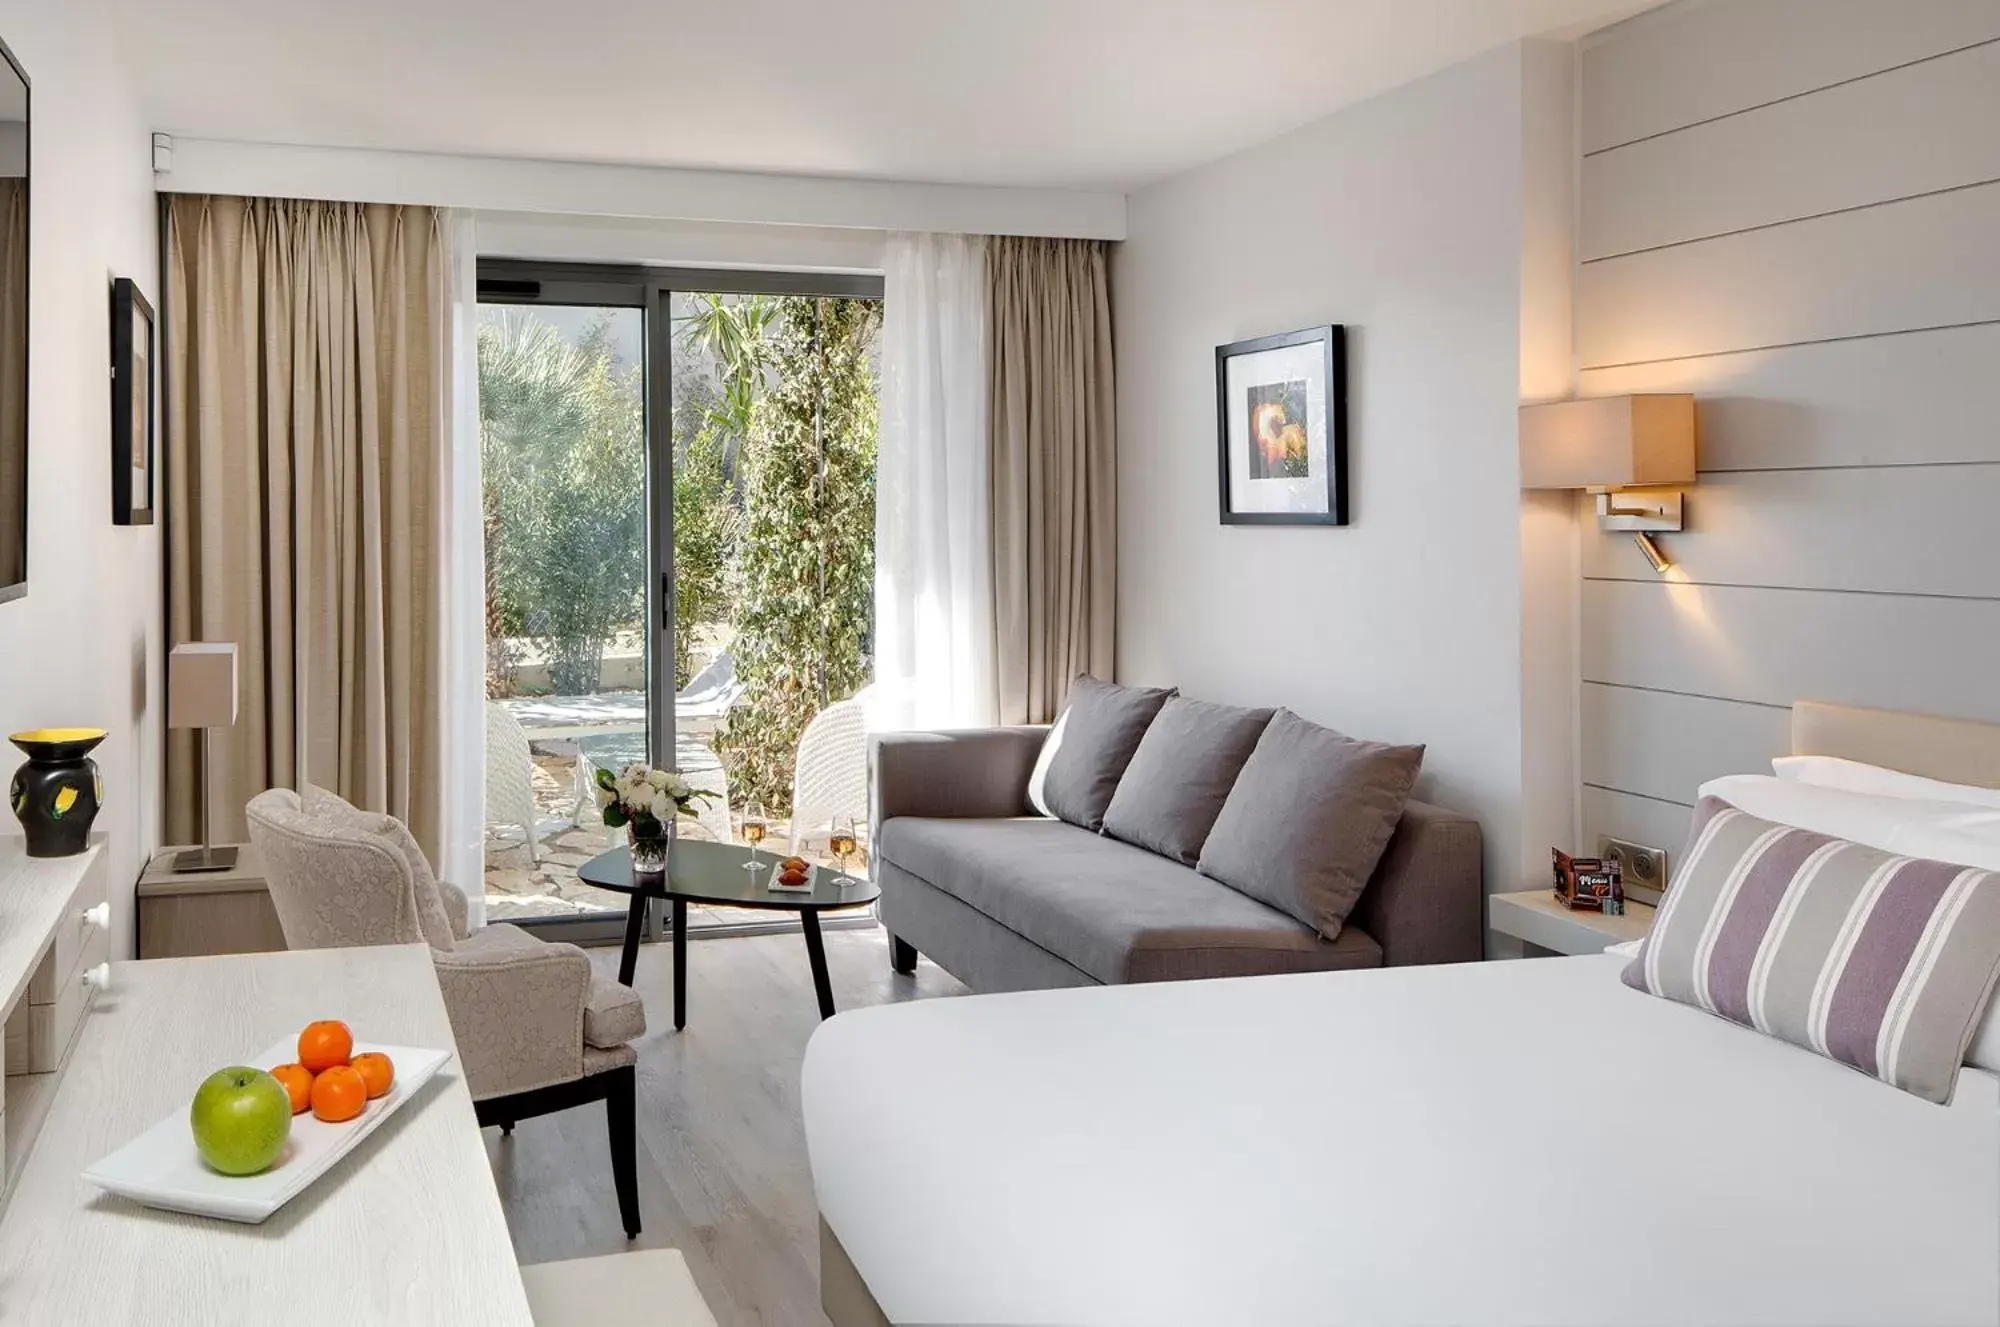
[246,786,644,1238]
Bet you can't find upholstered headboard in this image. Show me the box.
[1791,701,2000,791]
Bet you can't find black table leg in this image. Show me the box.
[616,884,648,987]
[801,910,835,1020]
[672,898,688,1031]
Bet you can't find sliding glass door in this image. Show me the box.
[476,263,881,938]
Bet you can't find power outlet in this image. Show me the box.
[1598,835,1669,905]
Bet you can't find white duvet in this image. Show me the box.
[802,954,1999,1326]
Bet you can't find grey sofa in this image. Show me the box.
[872,725,1484,992]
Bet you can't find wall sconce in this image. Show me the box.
[1519,393,1696,573]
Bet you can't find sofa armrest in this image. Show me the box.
[871,727,1049,838]
[437,880,472,941]
[1346,799,1484,967]
[434,924,589,1100]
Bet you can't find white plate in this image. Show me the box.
[83,1038,451,1224]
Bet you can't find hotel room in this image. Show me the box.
[0,0,1994,1322]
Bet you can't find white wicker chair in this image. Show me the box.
[788,697,870,855]
[485,701,541,863]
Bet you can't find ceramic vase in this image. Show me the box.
[9,728,106,858]
[627,816,675,876]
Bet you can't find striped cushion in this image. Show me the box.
[1622,795,2000,1104]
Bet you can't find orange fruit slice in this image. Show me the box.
[270,1063,315,1115]
[298,1020,353,1073]
[350,1051,394,1100]
[310,1064,368,1123]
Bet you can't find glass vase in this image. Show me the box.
[627,817,675,876]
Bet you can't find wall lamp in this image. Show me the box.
[1519,393,1696,574]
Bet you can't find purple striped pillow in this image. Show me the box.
[1622,795,2000,1103]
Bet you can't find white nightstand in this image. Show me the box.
[1490,889,1655,956]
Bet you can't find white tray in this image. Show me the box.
[83,1038,451,1224]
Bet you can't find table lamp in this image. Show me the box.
[170,641,239,872]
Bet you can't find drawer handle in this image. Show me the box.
[81,962,111,993]
[80,902,111,931]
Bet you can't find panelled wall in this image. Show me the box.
[1572,0,2000,861]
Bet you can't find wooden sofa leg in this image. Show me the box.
[606,1066,641,1239]
[499,1120,514,1136]
[889,934,918,975]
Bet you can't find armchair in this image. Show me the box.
[246,787,643,1238]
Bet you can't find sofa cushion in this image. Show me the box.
[1102,697,1275,865]
[1198,711,1424,941]
[878,815,1381,983]
[1026,675,1176,832]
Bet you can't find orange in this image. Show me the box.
[350,1051,395,1100]
[270,1062,315,1115]
[298,1020,353,1073]
[310,1064,368,1123]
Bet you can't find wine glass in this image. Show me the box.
[740,800,769,873]
[828,815,858,887]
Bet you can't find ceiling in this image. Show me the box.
[110,0,1655,193]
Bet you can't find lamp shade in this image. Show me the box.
[1520,394,1696,490]
[169,642,238,730]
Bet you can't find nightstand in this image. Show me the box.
[1490,889,1654,957]
[135,842,287,959]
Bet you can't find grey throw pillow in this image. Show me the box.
[1101,697,1275,865]
[1197,710,1424,939]
[1027,675,1176,832]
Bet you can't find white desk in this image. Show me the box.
[0,944,533,1324]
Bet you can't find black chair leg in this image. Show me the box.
[889,933,918,975]
[606,1066,641,1239]
[498,1120,514,1136]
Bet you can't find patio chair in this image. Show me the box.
[675,650,743,723]
[485,700,541,863]
[246,786,645,1238]
[788,696,870,855]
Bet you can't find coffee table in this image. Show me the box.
[578,838,881,1029]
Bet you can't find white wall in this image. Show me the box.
[1115,42,1573,908]
[473,210,887,275]
[0,0,162,961]
[1574,0,2000,862]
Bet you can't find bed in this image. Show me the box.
[801,703,2000,1326]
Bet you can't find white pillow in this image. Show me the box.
[1698,773,2000,1072]
[1773,754,2000,811]
[1024,707,1070,820]
[1700,774,2000,871]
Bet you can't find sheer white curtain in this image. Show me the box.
[875,233,998,731]
[440,211,487,926]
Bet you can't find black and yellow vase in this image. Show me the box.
[9,729,106,858]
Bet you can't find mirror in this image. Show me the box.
[0,42,24,600]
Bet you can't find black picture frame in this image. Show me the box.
[1215,324,1347,526]
[110,276,154,526]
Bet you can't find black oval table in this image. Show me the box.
[577,837,881,1029]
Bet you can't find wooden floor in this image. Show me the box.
[486,921,968,1325]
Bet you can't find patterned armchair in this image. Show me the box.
[245,786,644,1238]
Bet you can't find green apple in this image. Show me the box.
[190,1066,292,1176]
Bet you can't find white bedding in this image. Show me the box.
[802,955,1999,1326]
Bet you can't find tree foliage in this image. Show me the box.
[711,297,881,810]
[480,312,646,696]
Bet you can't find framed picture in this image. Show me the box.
[110,276,154,526]
[1215,324,1346,525]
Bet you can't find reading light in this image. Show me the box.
[1518,394,1696,575]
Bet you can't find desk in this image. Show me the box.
[0,944,533,1324]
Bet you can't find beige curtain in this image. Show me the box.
[988,236,1117,724]
[165,195,447,861]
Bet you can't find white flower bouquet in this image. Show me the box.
[595,764,718,845]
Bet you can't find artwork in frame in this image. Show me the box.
[110,276,154,526]
[1215,324,1346,525]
